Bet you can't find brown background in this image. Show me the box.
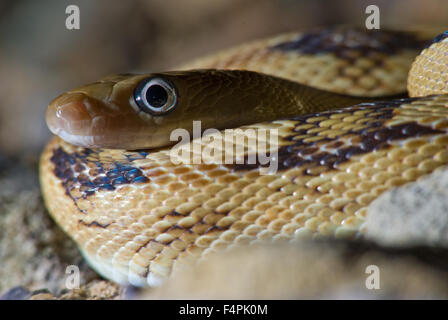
[1,0,448,156]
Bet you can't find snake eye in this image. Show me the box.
[134,77,177,115]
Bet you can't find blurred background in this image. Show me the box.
[1,0,448,156]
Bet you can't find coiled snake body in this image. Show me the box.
[40,27,448,287]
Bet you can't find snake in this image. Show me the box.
[39,26,448,287]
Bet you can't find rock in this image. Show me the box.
[0,286,31,300]
[0,153,126,300]
[29,293,56,300]
[0,155,99,296]
[366,168,448,247]
[140,240,448,299]
[29,280,124,300]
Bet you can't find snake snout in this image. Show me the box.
[46,92,99,147]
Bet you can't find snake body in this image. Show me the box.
[40,27,448,287]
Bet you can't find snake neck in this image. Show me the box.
[221,70,389,124]
[171,70,385,130]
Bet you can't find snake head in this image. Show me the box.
[46,69,305,150]
[47,68,365,150]
[46,73,181,150]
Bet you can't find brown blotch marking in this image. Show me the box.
[166,224,193,234]
[167,210,184,217]
[78,219,110,228]
[231,99,444,172]
[326,141,345,149]
[270,27,429,60]
[50,147,151,202]
[135,239,168,254]
[205,225,228,235]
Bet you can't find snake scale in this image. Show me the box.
[40,26,448,287]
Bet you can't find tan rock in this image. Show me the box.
[140,241,448,299]
[366,168,448,247]
[0,160,98,295]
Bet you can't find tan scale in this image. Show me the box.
[408,35,448,97]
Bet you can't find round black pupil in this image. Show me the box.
[146,85,168,108]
